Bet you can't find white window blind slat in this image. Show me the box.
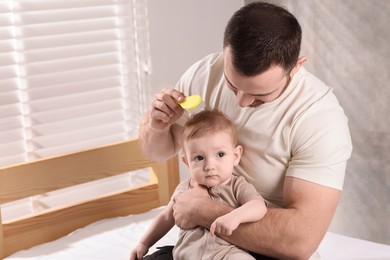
[31,110,125,135]
[0,52,15,66]
[29,87,121,111]
[22,30,124,49]
[0,153,27,167]
[19,17,127,37]
[30,99,123,124]
[23,41,120,63]
[0,0,150,167]
[0,129,24,144]
[24,55,121,81]
[0,140,25,157]
[34,133,127,159]
[0,90,19,105]
[33,121,126,147]
[0,79,18,91]
[0,107,23,131]
[0,37,14,52]
[28,77,120,99]
[0,115,22,131]
[1,65,19,79]
[0,1,10,12]
[25,65,122,88]
[15,0,131,12]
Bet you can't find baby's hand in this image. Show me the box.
[210,214,240,236]
[130,243,149,260]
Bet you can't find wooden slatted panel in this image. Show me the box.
[0,139,179,258]
[151,157,180,205]
[0,138,153,204]
[0,210,3,259]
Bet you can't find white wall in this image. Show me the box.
[147,0,244,89]
[249,0,390,245]
[147,0,244,180]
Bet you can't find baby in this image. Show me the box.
[131,109,267,260]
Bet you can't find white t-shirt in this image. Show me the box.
[176,53,352,207]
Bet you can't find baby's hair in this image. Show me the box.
[182,109,238,146]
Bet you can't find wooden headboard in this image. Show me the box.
[0,138,179,258]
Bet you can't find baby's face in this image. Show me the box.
[182,131,242,187]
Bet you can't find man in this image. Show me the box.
[139,2,352,259]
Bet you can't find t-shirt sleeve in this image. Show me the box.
[287,98,353,190]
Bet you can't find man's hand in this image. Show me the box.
[148,88,185,132]
[172,183,209,229]
[139,88,186,161]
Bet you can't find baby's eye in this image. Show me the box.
[195,155,204,161]
[217,152,225,158]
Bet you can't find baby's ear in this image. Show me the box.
[181,153,189,167]
[234,145,243,165]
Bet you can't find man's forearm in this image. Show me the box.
[138,113,177,161]
[197,202,320,260]
[221,208,315,260]
[190,177,341,260]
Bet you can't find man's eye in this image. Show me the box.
[217,152,225,158]
[195,155,204,161]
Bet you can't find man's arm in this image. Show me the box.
[173,176,340,260]
[138,88,185,161]
[139,113,183,161]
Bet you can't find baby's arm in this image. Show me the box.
[130,201,175,260]
[209,195,267,236]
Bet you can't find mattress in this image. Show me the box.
[6,207,390,260]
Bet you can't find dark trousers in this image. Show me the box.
[143,246,278,260]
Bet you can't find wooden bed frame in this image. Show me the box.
[0,138,179,258]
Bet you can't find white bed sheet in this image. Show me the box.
[6,207,390,260]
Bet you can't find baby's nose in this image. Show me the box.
[204,160,216,171]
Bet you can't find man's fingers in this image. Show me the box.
[210,222,216,236]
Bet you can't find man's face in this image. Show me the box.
[223,47,291,108]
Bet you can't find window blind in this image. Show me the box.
[0,0,151,167]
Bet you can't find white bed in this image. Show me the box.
[1,139,390,260]
[5,206,390,260]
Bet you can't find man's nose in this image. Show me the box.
[236,91,255,107]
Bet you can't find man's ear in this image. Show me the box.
[234,145,243,166]
[290,56,308,77]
